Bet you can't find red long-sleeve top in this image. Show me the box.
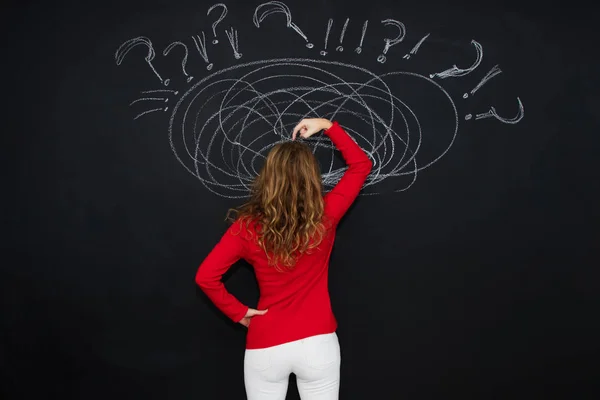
[195,121,372,349]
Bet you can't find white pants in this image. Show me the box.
[244,332,341,400]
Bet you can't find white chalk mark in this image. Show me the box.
[165,58,460,198]
[253,1,314,48]
[141,89,178,94]
[466,97,524,124]
[134,106,168,120]
[321,19,334,56]
[354,20,369,54]
[377,19,406,64]
[430,39,483,79]
[192,33,214,71]
[225,27,243,59]
[114,30,524,198]
[163,41,193,83]
[129,97,167,106]
[115,36,167,86]
[207,3,228,44]
[463,64,502,98]
[336,18,350,52]
[403,33,430,59]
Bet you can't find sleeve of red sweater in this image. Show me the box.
[195,222,249,323]
[323,121,373,224]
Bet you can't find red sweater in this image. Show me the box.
[195,121,372,349]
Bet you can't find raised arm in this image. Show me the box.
[322,121,372,224]
[293,119,372,225]
[195,222,249,323]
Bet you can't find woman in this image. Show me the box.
[195,117,372,400]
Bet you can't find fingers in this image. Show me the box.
[247,308,268,317]
[292,118,324,139]
[293,119,315,140]
[292,120,305,140]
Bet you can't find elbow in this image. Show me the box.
[359,157,373,175]
[195,268,210,289]
[348,157,372,179]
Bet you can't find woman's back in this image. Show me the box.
[236,217,337,349]
[196,120,372,350]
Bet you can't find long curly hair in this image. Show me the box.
[228,141,326,270]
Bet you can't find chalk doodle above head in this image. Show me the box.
[114,1,525,198]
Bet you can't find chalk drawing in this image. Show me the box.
[115,10,525,197]
[320,19,334,56]
[355,20,369,54]
[253,1,314,49]
[115,37,167,86]
[336,18,350,52]
[129,90,175,120]
[207,3,228,44]
[403,33,430,59]
[430,39,483,78]
[166,59,458,198]
[378,19,406,63]
[163,41,193,83]
[465,97,524,124]
[225,27,243,59]
[192,32,214,71]
[463,64,501,98]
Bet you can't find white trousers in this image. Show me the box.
[244,332,341,400]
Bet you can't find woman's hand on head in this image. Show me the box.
[238,307,268,328]
[292,118,333,140]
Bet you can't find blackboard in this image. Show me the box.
[3,0,599,398]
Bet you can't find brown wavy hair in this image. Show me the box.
[228,141,326,270]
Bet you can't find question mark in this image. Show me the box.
[163,42,193,83]
[253,2,313,48]
[115,36,167,86]
[377,19,406,64]
[465,97,524,124]
[207,3,228,44]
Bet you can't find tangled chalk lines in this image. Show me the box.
[115,1,524,198]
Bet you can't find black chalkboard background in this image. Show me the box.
[3,0,599,398]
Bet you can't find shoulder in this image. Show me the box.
[226,217,256,241]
